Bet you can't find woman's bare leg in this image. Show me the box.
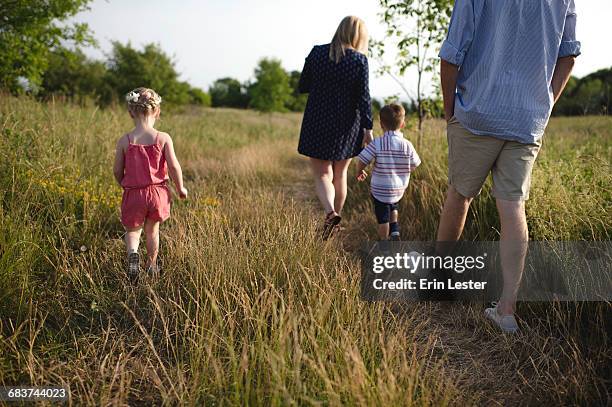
[309,158,336,215]
[331,159,352,215]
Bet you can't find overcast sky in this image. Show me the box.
[71,0,612,100]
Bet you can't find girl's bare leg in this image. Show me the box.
[125,227,142,254]
[309,158,336,215]
[144,219,160,270]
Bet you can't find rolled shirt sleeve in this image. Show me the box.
[558,0,581,57]
[438,0,476,66]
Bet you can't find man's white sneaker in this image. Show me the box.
[484,302,519,333]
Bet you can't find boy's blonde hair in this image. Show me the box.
[379,103,405,131]
[125,87,162,116]
[329,16,369,63]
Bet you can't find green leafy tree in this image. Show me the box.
[188,87,212,106]
[554,68,611,116]
[286,70,308,112]
[373,0,453,146]
[106,42,191,106]
[209,77,250,108]
[0,0,93,92]
[248,58,291,112]
[40,47,111,104]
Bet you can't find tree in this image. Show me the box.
[209,78,250,108]
[0,0,93,92]
[40,47,111,104]
[188,87,212,106]
[373,0,453,146]
[248,58,291,112]
[553,68,611,116]
[286,70,308,112]
[106,42,191,106]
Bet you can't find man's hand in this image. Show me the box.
[362,129,374,146]
[356,170,368,182]
[178,187,188,199]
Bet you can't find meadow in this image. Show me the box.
[0,96,610,405]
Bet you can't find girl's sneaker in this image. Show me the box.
[484,302,519,333]
[389,231,401,241]
[147,262,160,276]
[127,252,140,283]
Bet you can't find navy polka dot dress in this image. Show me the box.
[297,44,373,161]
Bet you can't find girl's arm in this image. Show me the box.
[163,134,188,199]
[113,136,126,185]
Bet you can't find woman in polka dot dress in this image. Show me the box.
[298,16,374,239]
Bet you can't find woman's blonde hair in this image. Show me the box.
[125,87,162,116]
[329,16,369,63]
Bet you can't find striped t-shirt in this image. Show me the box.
[357,130,421,204]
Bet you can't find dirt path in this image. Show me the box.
[281,155,526,406]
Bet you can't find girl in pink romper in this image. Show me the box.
[113,87,188,282]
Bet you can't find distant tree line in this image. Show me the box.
[0,0,306,112]
[39,43,310,112]
[553,68,611,116]
[1,0,608,116]
[39,43,211,107]
[208,61,307,112]
[12,40,307,112]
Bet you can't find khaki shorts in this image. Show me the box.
[447,117,541,201]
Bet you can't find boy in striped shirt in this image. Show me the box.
[356,103,421,240]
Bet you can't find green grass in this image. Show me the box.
[0,96,610,405]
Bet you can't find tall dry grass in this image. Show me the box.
[0,96,610,405]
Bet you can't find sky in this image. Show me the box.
[71,0,612,100]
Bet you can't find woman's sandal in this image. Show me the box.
[322,211,342,240]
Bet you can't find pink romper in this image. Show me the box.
[120,132,171,228]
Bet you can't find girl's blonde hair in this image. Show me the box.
[125,87,162,116]
[329,16,369,63]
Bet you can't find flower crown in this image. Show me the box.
[125,90,162,109]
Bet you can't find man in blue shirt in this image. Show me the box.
[436,0,580,332]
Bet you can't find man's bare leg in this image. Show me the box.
[496,199,529,316]
[435,185,473,255]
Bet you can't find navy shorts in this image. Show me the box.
[371,195,399,224]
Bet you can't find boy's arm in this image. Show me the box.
[356,159,367,174]
[163,134,188,199]
[409,143,422,171]
[356,159,370,182]
[113,136,126,185]
[356,141,376,181]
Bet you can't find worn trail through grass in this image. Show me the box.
[1,99,609,405]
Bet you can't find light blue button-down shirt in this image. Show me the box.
[439,0,581,144]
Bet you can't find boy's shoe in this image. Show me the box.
[127,252,140,283]
[389,232,401,241]
[484,302,519,333]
